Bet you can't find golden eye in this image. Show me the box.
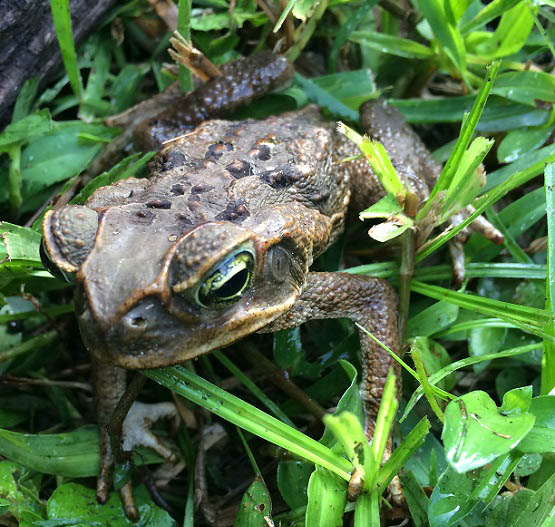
[197,251,254,308]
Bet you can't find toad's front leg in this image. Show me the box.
[259,272,400,490]
[92,360,178,519]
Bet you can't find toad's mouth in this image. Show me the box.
[75,293,291,370]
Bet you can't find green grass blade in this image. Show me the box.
[146,366,352,480]
[402,343,542,420]
[461,0,522,33]
[49,0,83,98]
[212,350,296,427]
[418,0,467,74]
[416,61,500,221]
[349,30,435,59]
[417,156,552,262]
[410,281,553,339]
[177,0,193,92]
[542,162,555,394]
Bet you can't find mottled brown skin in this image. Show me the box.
[41,53,445,508]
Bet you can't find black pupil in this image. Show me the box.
[214,268,249,299]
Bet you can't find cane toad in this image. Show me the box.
[40,52,498,515]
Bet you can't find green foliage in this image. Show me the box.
[0,0,554,524]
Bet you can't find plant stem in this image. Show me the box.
[398,228,415,345]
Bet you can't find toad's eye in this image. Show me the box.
[196,250,254,308]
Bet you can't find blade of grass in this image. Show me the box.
[411,281,553,340]
[402,343,542,420]
[461,0,522,33]
[416,61,500,221]
[177,0,193,92]
[411,340,445,422]
[417,157,553,262]
[145,366,352,480]
[542,163,555,394]
[212,350,296,427]
[347,262,547,281]
[49,0,83,98]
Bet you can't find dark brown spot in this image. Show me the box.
[191,183,214,194]
[205,141,233,161]
[156,150,186,172]
[133,210,156,225]
[226,160,253,179]
[215,199,250,223]
[249,144,271,161]
[146,199,172,209]
[175,212,193,226]
[260,165,294,188]
[171,183,186,196]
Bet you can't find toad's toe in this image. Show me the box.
[122,401,179,461]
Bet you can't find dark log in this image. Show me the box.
[0,0,117,128]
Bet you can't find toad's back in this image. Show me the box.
[88,105,350,250]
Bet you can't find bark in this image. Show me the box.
[0,0,117,128]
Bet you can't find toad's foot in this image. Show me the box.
[122,401,179,462]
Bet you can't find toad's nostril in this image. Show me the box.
[130,316,147,328]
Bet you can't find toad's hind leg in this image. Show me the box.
[259,272,400,492]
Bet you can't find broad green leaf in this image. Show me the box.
[277,461,312,509]
[492,71,555,106]
[443,391,535,472]
[407,301,459,338]
[47,483,175,526]
[0,111,52,150]
[428,465,481,527]
[0,224,42,263]
[190,11,265,31]
[111,65,146,113]
[233,477,272,526]
[497,125,555,163]
[499,386,533,416]
[469,326,508,374]
[310,70,377,109]
[320,360,364,446]
[359,194,403,219]
[291,0,317,22]
[273,328,302,370]
[305,466,346,527]
[517,396,555,454]
[428,452,521,527]
[293,74,358,121]
[367,221,411,242]
[503,472,555,527]
[21,121,119,190]
[514,453,543,477]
